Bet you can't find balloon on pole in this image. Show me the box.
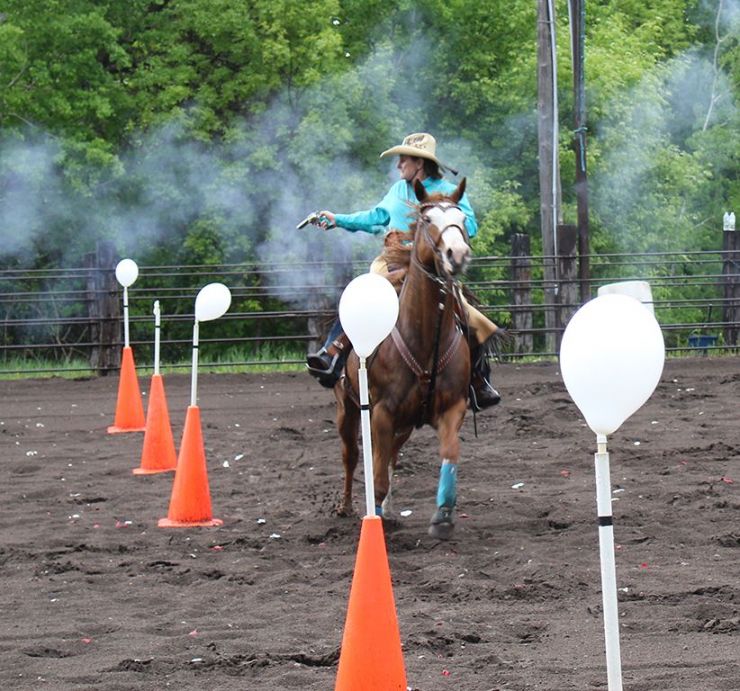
[190,282,231,407]
[108,259,145,433]
[339,273,399,358]
[158,282,231,528]
[115,258,138,348]
[339,273,399,515]
[153,300,161,375]
[597,280,655,315]
[133,299,177,475]
[195,282,232,322]
[559,293,665,691]
[115,258,138,287]
[335,273,406,690]
[560,293,664,436]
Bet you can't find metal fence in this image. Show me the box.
[1,235,738,376]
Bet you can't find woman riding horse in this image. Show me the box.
[306,132,502,410]
[336,177,474,537]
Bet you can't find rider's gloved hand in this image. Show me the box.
[318,210,336,230]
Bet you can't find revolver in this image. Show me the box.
[296,212,321,229]
[296,211,334,230]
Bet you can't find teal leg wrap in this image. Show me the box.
[375,505,383,517]
[436,462,457,508]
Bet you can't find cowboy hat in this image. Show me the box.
[380,132,456,173]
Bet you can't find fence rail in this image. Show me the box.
[1,231,738,376]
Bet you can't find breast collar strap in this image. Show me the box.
[390,326,463,383]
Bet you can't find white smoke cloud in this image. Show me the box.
[590,45,737,249]
[0,134,64,259]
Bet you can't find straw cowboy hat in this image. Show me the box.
[380,132,457,173]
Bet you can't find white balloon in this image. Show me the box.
[195,282,232,322]
[339,273,399,357]
[115,258,138,287]
[559,294,665,436]
[597,280,655,315]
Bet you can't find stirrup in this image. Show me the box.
[469,381,501,411]
[306,348,343,388]
[306,347,334,373]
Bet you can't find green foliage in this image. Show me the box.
[0,0,737,360]
[1,1,133,140]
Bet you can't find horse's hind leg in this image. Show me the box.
[370,405,398,516]
[381,429,412,517]
[429,402,466,540]
[381,463,394,517]
[335,389,360,516]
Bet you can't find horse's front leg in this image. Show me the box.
[381,429,413,517]
[335,389,360,516]
[370,405,396,517]
[429,401,467,540]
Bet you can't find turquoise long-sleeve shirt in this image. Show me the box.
[334,177,478,239]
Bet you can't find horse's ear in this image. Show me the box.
[414,179,428,202]
[450,177,466,204]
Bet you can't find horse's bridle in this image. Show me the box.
[418,201,470,245]
[413,200,470,285]
[397,198,470,424]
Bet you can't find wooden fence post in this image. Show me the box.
[87,241,120,375]
[722,212,738,347]
[511,234,533,354]
[557,224,579,349]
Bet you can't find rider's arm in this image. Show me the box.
[334,206,389,235]
[333,181,411,235]
[458,192,478,239]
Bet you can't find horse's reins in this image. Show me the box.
[394,202,468,425]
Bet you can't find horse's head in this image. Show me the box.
[413,178,471,278]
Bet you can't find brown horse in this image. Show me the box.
[334,178,472,539]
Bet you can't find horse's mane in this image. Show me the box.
[378,191,482,309]
[379,190,453,271]
[380,227,414,271]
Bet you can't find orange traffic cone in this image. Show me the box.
[133,374,177,475]
[158,405,222,528]
[335,515,407,690]
[107,346,146,433]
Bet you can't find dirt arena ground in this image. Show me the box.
[1,356,738,690]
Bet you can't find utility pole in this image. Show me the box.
[570,0,590,303]
[537,0,562,353]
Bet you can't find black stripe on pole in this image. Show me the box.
[360,403,370,411]
[598,516,613,527]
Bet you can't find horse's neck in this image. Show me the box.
[398,259,457,358]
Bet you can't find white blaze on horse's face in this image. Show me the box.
[426,203,471,277]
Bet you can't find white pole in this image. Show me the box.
[153,300,161,376]
[594,433,623,691]
[547,0,560,272]
[190,320,199,407]
[123,286,130,348]
[358,357,376,517]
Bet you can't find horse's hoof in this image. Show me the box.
[334,502,354,517]
[428,507,455,540]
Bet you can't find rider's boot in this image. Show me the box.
[469,341,501,410]
[306,320,350,389]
